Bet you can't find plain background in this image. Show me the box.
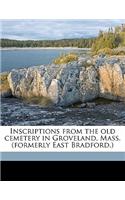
[0,0,125,199]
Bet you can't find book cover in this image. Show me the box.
[0,19,125,180]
